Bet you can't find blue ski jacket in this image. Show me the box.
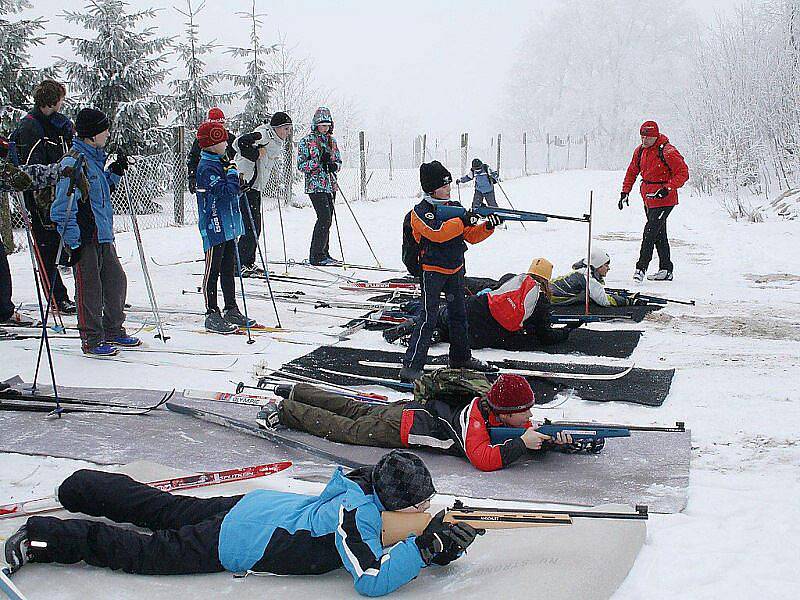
[458,166,499,194]
[195,151,244,251]
[218,467,426,597]
[50,139,120,249]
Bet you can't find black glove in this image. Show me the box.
[565,319,584,330]
[627,292,645,306]
[559,438,605,454]
[485,213,504,229]
[188,176,197,194]
[618,192,629,210]
[460,210,480,227]
[63,245,82,267]
[109,153,129,176]
[653,186,670,199]
[414,511,485,566]
[320,150,336,172]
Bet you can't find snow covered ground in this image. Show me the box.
[2,169,799,598]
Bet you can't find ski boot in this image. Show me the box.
[240,264,263,278]
[1,311,37,327]
[382,319,415,344]
[108,335,142,348]
[223,307,256,328]
[398,366,424,383]
[450,357,498,373]
[57,298,77,315]
[273,383,294,399]
[83,342,119,358]
[256,402,282,429]
[647,270,673,281]
[311,257,342,267]
[4,524,31,574]
[633,269,645,282]
[205,311,238,335]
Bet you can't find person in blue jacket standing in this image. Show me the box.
[49,108,139,358]
[457,158,500,210]
[5,450,483,597]
[195,119,255,334]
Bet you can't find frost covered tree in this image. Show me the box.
[503,0,695,168]
[227,0,277,134]
[58,0,173,154]
[0,0,53,127]
[170,0,236,130]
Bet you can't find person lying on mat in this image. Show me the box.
[550,248,643,307]
[384,257,580,350]
[259,374,579,472]
[4,450,482,597]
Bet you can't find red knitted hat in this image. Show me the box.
[197,121,228,149]
[640,120,659,137]
[207,107,225,122]
[486,374,535,413]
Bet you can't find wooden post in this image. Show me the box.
[359,131,367,200]
[388,138,393,181]
[460,132,469,175]
[173,125,186,226]
[566,135,571,169]
[585,190,593,316]
[523,132,528,176]
[414,135,421,167]
[0,192,14,253]
[496,132,502,176]
[421,134,427,163]
[583,133,589,169]
[546,133,551,173]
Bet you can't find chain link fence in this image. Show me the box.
[3,126,595,253]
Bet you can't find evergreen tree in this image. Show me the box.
[0,0,52,129]
[170,0,236,130]
[227,0,277,133]
[58,0,173,154]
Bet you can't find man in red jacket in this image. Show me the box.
[620,120,689,282]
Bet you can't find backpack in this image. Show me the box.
[636,143,671,176]
[401,210,422,277]
[413,368,493,408]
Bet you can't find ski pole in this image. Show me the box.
[330,191,347,267]
[494,181,527,231]
[240,190,282,328]
[232,241,255,345]
[12,193,60,411]
[122,168,169,342]
[332,172,382,268]
[275,183,290,275]
[585,190,594,316]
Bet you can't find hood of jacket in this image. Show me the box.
[311,106,333,130]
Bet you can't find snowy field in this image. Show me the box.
[2,169,799,598]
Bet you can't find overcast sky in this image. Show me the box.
[21,0,738,135]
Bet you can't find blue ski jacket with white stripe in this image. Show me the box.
[195,150,244,251]
[217,467,426,596]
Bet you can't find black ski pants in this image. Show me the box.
[308,192,334,263]
[25,469,243,575]
[0,243,14,322]
[238,189,262,268]
[636,205,674,273]
[404,269,470,372]
[279,383,406,446]
[203,239,237,314]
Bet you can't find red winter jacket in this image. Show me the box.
[622,134,689,209]
[485,273,541,332]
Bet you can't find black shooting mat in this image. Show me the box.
[549,303,662,322]
[168,397,690,513]
[280,347,674,407]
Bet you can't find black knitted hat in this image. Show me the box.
[372,450,435,511]
[419,160,452,194]
[75,108,109,139]
[270,111,292,127]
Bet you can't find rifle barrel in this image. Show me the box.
[452,501,649,520]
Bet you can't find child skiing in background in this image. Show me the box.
[195,120,253,334]
[457,158,500,209]
[297,106,343,266]
[4,450,482,596]
[49,108,139,358]
[400,160,500,383]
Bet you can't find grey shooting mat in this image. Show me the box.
[549,303,663,322]
[280,347,674,406]
[1,460,647,600]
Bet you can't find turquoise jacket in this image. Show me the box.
[195,151,244,251]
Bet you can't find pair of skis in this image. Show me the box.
[0,388,174,416]
[0,461,291,521]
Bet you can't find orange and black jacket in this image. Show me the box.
[410,196,493,274]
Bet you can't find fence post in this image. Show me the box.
[359,130,367,200]
[421,133,427,163]
[546,133,551,173]
[566,135,571,169]
[173,125,186,226]
[460,132,468,175]
[0,193,14,253]
[388,137,393,181]
[523,132,528,176]
[496,132,502,176]
[583,133,589,169]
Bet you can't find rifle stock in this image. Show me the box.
[435,204,549,223]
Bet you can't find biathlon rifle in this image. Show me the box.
[488,423,631,446]
[605,288,695,306]
[550,314,634,324]
[435,204,589,223]
[381,500,648,546]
